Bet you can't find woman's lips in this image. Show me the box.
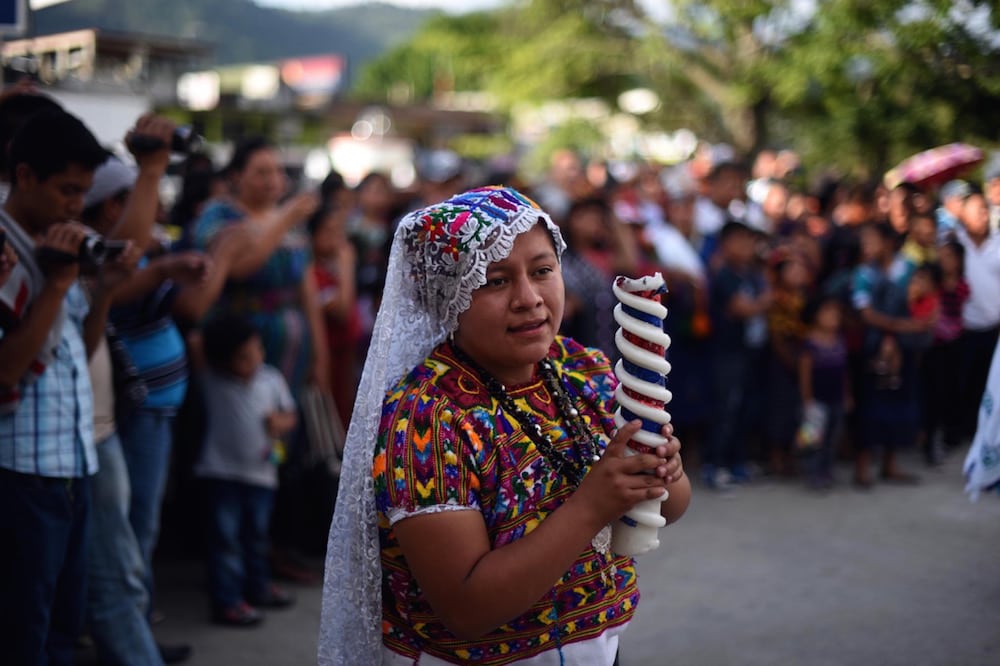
[509,319,547,334]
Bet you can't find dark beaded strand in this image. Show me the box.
[450,345,602,486]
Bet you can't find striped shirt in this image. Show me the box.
[109,260,188,411]
[0,284,97,478]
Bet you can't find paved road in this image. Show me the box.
[143,450,998,666]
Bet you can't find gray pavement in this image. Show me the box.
[145,450,999,666]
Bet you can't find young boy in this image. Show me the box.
[704,219,772,488]
[195,315,298,626]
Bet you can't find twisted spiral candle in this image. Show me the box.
[611,273,671,556]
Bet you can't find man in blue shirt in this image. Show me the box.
[0,109,115,665]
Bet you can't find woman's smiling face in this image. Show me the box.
[453,223,565,386]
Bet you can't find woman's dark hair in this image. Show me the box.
[8,108,108,186]
[320,169,346,201]
[225,136,273,175]
[306,204,334,237]
[202,314,259,369]
[171,168,220,229]
[913,261,943,288]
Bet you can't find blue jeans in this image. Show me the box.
[204,479,275,609]
[0,468,90,666]
[87,434,163,666]
[119,408,176,607]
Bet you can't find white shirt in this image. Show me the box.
[959,229,1000,330]
[693,196,727,236]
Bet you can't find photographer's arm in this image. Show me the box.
[0,225,83,387]
[107,115,174,248]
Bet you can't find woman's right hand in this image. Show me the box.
[571,419,670,529]
[280,191,321,226]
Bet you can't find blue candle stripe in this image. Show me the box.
[622,360,664,386]
[621,304,663,327]
[620,407,666,433]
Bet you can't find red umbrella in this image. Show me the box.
[884,143,984,190]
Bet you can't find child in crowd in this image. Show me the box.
[308,196,361,427]
[704,220,772,488]
[900,213,938,266]
[798,296,851,490]
[873,262,940,388]
[195,315,298,627]
[922,241,970,463]
[764,246,812,476]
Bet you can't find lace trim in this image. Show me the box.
[387,503,478,527]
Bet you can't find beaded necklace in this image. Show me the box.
[449,343,616,584]
[449,344,602,483]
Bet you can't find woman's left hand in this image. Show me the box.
[653,423,684,485]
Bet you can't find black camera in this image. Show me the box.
[37,231,127,270]
[127,126,203,155]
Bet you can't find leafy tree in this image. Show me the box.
[352,11,504,103]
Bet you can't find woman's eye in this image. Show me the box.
[486,277,507,287]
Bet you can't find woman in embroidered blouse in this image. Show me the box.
[320,187,691,666]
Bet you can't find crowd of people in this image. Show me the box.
[0,77,998,665]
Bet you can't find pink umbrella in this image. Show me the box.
[884,143,984,190]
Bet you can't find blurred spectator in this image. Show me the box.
[196,315,297,627]
[171,156,225,249]
[921,241,969,463]
[191,136,325,395]
[307,185,361,427]
[533,148,587,223]
[956,189,1000,442]
[985,167,1000,235]
[885,182,920,238]
[936,179,971,241]
[851,222,927,487]
[900,212,938,266]
[703,220,771,489]
[348,172,396,345]
[798,295,851,490]
[559,197,637,357]
[765,246,812,476]
[85,153,250,639]
[694,161,747,238]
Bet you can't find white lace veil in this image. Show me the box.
[318,186,565,665]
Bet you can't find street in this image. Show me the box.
[146,450,999,666]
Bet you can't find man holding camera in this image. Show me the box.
[0,108,140,665]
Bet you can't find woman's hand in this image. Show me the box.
[572,420,671,529]
[279,191,321,227]
[654,423,684,485]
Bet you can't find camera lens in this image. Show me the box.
[78,232,107,267]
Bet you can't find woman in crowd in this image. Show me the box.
[319,186,690,665]
[190,136,326,395]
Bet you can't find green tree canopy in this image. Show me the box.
[353,0,1000,177]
